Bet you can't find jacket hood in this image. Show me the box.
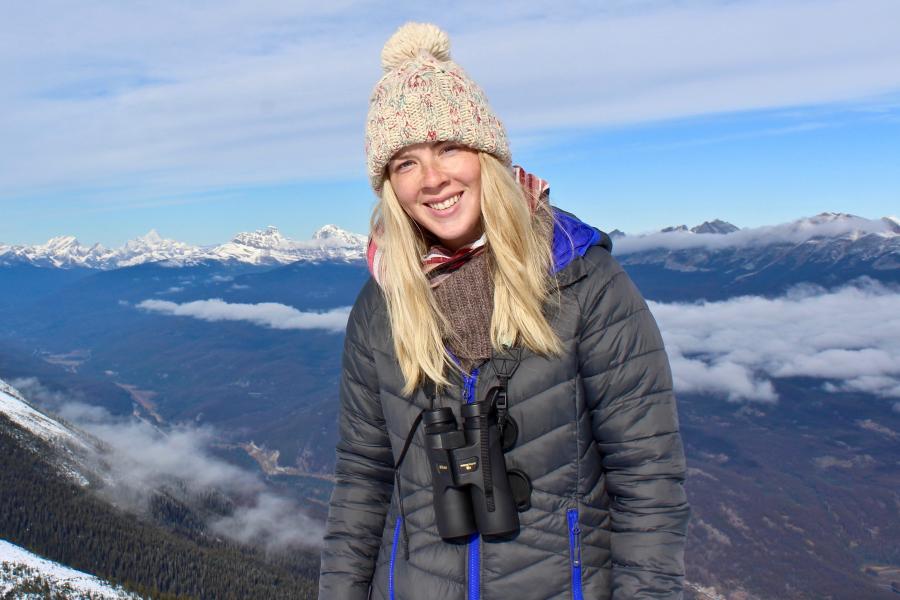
[551,207,611,274]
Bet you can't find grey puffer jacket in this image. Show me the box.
[319,222,689,600]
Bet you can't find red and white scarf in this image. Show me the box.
[367,165,549,287]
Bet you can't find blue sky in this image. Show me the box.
[2,0,899,247]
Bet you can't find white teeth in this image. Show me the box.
[430,193,461,211]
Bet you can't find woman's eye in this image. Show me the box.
[441,145,459,155]
[393,160,414,173]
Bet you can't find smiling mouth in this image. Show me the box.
[428,193,461,211]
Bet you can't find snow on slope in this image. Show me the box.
[111,229,200,267]
[0,379,92,453]
[0,538,143,599]
[188,224,366,265]
[0,378,99,486]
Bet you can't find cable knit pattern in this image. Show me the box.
[365,23,510,192]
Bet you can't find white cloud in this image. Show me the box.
[2,0,899,198]
[158,286,184,294]
[84,414,323,551]
[651,279,900,401]
[209,494,321,551]
[137,298,350,332]
[8,377,323,551]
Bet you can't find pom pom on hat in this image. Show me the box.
[381,22,451,72]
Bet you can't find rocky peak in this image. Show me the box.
[138,229,163,244]
[231,226,287,249]
[881,216,900,234]
[40,236,83,252]
[691,220,740,235]
[312,225,367,246]
[113,231,200,267]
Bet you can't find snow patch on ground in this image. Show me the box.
[0,538,143,599]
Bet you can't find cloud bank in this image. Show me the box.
[9,377,323,551]
[137,298,350,332]
[651,279,900,402]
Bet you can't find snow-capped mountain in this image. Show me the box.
[0,225,366,269]
[313,223,368,246]
[617,213,899,255]
[110,229,200,267]
[0,539,142,599]
[0,236,111,268]
[201,225,366,265]
[205,225,304,265]
[0,232,199,270]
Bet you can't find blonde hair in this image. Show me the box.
[371,152,562,395]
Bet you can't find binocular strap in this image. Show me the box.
[394,409,425,559]
[481,424,495,512]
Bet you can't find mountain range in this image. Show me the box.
[0,224,367,269]
[616,212,900,299]
[3,213,897,275]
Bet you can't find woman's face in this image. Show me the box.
[387,141,482,251]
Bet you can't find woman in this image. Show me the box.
[319,23,689,600]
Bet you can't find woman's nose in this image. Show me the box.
[420,161,448,190]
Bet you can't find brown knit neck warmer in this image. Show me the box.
[431,250,494,373]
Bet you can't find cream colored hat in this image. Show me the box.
[365,22,511,192]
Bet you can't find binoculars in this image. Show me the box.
[423,400,526,542]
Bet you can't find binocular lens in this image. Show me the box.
[424,407,456,428]
[460,402,491,419]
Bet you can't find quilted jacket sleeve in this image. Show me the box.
[578,250,690,599]
[319,284,395,600]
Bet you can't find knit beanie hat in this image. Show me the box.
[365,22,511,192]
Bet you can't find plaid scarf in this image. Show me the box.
[367,165,549,287]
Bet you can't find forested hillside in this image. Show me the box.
[0,415,319,599]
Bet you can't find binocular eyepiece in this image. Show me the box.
[423,401,521,542]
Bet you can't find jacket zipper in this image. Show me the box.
[389,516,402,600]
[464,367,480,600]
[567,508,584,600]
